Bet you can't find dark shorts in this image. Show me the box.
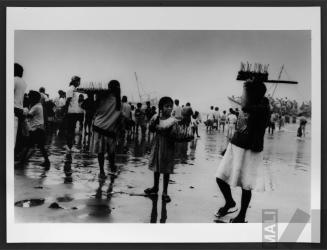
[85,113,94,123]
[28,128,46,146]
[66,113,82,126]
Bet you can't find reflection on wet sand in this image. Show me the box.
[149,195,167,224]
[14,124,311,223]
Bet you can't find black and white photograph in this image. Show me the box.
[6,7,321,243]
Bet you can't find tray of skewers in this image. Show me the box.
[76,83,110,94]
[236,62,269,82]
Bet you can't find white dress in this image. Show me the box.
[215,143,272,192]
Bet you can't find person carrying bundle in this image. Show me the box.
[89,80,122,179]
[215,79,271,223]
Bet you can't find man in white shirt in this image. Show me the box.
[39,87,49,128]
[64,76,82,151]
[14,63,27,147]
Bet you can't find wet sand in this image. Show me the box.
[14,123,311,223]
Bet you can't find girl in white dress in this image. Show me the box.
[215,79,271,223]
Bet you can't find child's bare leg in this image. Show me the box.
[39,143,50,166]
[20,145,34,164]
[216,178,236,217]
[162,174,171,202]
[231,189,251,223]
[154,172,160,190]
[163,174,170,195]
[98,153,105,177]
[144,172,160,194]
[108,151,116,173]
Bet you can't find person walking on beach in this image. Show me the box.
[135,102,146,136]
[226,108,237,140]
[191,111,201,138]
[54,90,66,117]
[64,76,83,152]
[81,93,95,136]
[90,80,122,179]
[39,87,49,129]
[215,79,270,223]
[54,90,66,135]
[181,102,193,126]
[206,106,215,131]
[268,112,277,135]
[77,94,85,132]
[219,110,227,133]
[130,105,136,134]
[145,101,152,123]
[297,114,307,138]
[213,107,220,131]
[144,97,178,203]
[14,63,27,147]
[172,99,183,121]
[19,90,50,167]
[121,96,132,137]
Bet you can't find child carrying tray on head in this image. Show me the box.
[89,80,122,179]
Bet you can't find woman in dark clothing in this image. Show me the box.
[81,93,95,136]
[214,79,271,223]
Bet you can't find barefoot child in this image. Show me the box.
[19,90,50,167]
[144,97,177,203]
[90,80,122,179]
[215,79,270,223]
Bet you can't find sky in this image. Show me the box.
[14,30,311,112]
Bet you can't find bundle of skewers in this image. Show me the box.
[76,82,109,94]
[237,62,269,82]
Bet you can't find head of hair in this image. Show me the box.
[210,106,214,109]
[186,102,191,107]
[137,102,142,108]
[28,90,41,105]
[174,99,179,105]
[244,79,267,104]
[122,96,128,103]
[39,87,45,93]
[146,101,150,106]
[70,76,81,87]
[229,108,234,113]
[108,80,121,111]
[14,63,24,77]
[158,96,173,111]
[131,105,135,110]
[87,93,94,99]
[193,110,199,119]
[223,110,226,114]
[215,107,219,111]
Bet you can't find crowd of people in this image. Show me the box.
[14,63,203,203]
[231,94,311,119]
[204,106,239,140]
[14,62,308,223]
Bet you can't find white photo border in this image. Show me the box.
[6,6,321,243]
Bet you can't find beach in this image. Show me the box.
[14,123,311,223]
